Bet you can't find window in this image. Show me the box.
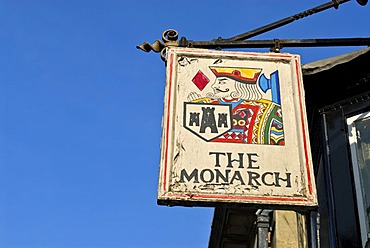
[347,111,370,247]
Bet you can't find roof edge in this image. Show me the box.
[302,47,370,75]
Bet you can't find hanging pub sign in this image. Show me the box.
[157,47,317,209]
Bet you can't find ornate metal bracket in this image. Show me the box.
[137,0,368,60]
[136,30,179,60]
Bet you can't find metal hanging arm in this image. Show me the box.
[181,37,370,49]
[137,0,369,57]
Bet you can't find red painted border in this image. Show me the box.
[164,192,313,203]
[295,58,313,195]
[163,52,175,191]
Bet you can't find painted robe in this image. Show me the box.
[192,97,284,145]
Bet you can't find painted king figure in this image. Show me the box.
[186,66,284,145]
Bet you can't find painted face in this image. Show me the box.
[211,77,236,98]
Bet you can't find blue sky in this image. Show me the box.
[0,1,369,248]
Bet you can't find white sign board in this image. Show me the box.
[158,47,317,208]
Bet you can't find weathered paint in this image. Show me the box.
[157,47,318,208]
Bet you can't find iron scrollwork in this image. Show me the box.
[136,29,180,61]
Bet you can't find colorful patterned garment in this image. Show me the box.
[192,97,284,145]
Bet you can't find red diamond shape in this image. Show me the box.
[192,70,209,91]
[239,110,246,118]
